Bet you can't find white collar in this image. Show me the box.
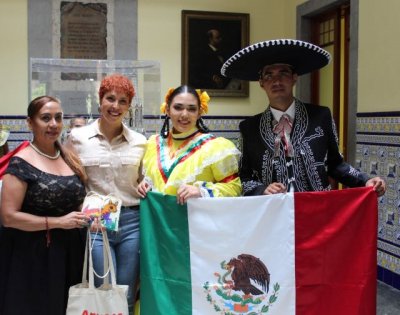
[270,101,295,122]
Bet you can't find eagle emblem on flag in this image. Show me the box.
[203,254,280,314]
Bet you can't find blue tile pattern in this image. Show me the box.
[357,112,400,290]
[0,115,243,150]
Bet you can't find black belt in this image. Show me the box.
[124,205,140,210]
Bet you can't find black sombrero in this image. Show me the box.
[221,39,331,81]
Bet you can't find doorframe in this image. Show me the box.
[296,0,359,165]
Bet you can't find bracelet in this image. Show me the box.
[45,216,51,247]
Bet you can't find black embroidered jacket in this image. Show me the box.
[239,99,369,196]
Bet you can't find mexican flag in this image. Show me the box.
[140,187,377,315]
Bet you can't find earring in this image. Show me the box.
[160,116,170,138]
[196,117,209,133]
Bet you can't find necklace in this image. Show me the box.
[30,142,60,160]
[171,130,200,141]
[167,131,201,159]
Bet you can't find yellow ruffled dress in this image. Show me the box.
[142,128,241,197]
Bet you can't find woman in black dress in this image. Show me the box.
[0,96,89,315]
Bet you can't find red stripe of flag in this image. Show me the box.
[295,187,377,315]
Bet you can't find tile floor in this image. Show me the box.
[377,281,400,315]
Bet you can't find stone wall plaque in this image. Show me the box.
[60,2,107,60]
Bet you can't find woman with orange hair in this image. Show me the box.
[68,74,146,312]
[138,85,241,203]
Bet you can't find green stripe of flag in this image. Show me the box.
[140,192,192,315]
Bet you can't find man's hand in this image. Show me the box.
[263,182,287,195]
[366,177,386,197]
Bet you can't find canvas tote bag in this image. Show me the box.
[66,229,129,315]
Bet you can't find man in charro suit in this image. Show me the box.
[221,39,386,197]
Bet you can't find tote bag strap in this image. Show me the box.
[81,229,90,286]
[101,228,118,286]
[86,228,111,283]
[87,229,97,288]
[85,191,102,198]
[85,228,112,288]
[84,228,117,288]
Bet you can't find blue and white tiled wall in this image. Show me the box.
[0,116,32,149]
[0,115,243,151]
[356,112,400,290]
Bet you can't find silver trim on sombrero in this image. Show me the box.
[221,39,331,77]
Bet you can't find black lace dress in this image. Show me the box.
[0,157,86,315]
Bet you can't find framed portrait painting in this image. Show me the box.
[182,10,249,97]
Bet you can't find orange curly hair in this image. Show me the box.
[98,74,135,104]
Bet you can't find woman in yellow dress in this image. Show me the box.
[137,85,241,203]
